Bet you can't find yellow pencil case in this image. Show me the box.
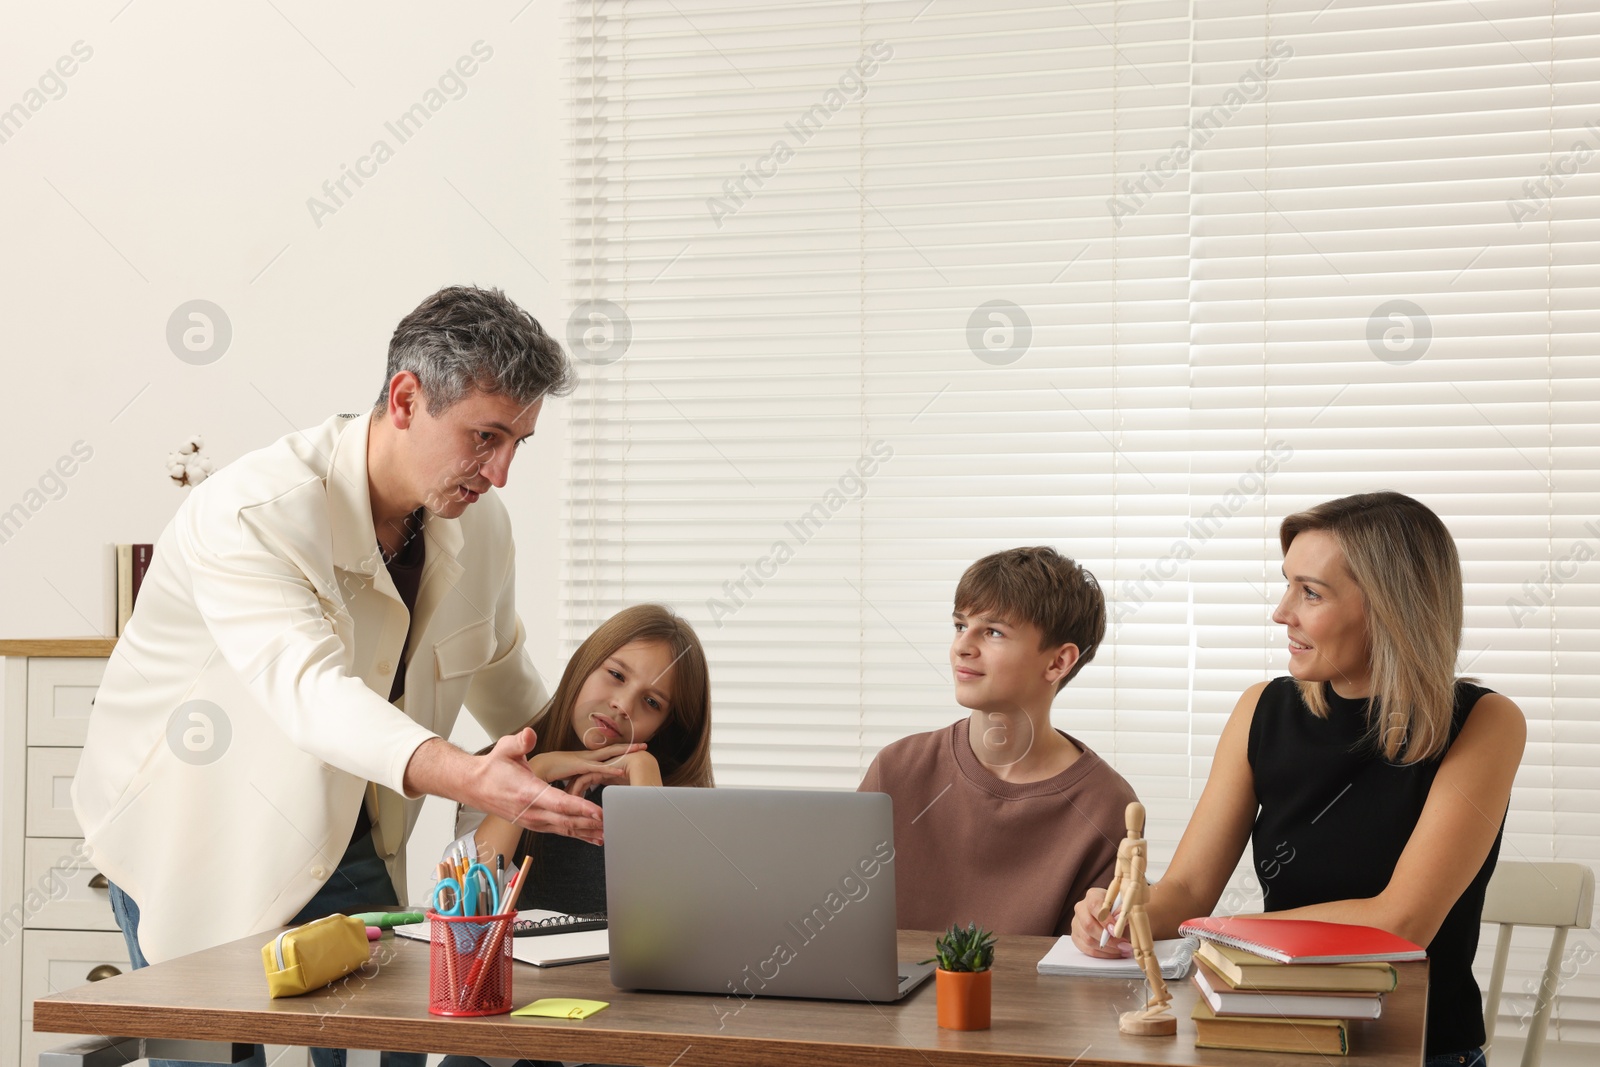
[262,914,371,998]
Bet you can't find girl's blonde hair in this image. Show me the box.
[1279,491,1462,764]
[525,603,713,787]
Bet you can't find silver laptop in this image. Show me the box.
[604,787,934,1002]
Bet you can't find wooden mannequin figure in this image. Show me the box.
[1096,800,1176,1036]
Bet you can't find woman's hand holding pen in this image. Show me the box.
[1071,887,1132,958]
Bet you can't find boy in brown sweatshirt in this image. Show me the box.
[858,546,1137,936]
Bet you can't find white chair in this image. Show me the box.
[1480,860,1595,1067]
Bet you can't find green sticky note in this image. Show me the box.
[512,997,609,1020]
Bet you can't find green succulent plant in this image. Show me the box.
[923,921,997,973]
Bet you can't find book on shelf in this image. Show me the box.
[1195,941,1397,993]
[109,543,155,636]
[1193,958,1383,1019]
[131,543,153,605]
[115,544,132,635]
[1179,915,1425,964]
[1191,1000,1349,1056]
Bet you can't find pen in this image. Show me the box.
[504,854,526,915]
[1099,891,1122,948]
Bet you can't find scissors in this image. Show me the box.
[432,863,501,918]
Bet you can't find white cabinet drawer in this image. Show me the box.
[24,749,82,838]
[22,838,115,932]
[26,658,105,747]
[20,929,130,1023]
[21,929,133,1067]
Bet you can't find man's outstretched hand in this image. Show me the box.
[403,729,606,844]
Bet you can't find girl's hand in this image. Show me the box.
[566,749,662,796]
[526,744,645,792]
[614,749,662,786]
[1072,887,1130,958]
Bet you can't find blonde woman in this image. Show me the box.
[1072,492,1524,1067]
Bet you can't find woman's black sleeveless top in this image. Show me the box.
[1248,677,1502,1056]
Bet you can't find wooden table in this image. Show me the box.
[33,930,1428,1066]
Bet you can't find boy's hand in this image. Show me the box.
[1071,887,1131,958]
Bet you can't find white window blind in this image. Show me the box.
[563,0,1194,802]
[1188,0,1600,1043]
[565,0,1599,1045]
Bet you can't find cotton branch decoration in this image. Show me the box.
[168,434,215,487]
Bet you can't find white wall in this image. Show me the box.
[0,0,570,907]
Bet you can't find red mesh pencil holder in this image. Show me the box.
[427,910,514,1017]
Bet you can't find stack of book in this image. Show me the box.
[1178,916,1423,1057]
[108,543,154,635]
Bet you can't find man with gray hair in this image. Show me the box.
[76,286,612,1067]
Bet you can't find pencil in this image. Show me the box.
[434,862,460,998]
[464,854,531,1005]
[508,854,532,915]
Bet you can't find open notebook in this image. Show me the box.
[394,909,610,967]
[1036,935,1197,979]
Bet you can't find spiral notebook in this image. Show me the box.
[394,909,611,967]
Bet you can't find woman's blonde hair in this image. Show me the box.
[525,603,713,787]
[1279,491,1462,764]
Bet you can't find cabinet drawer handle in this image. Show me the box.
[86,964,122,982]
[88,873,108,890]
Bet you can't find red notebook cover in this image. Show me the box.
[1178,916,1425,964]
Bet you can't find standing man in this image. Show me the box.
[75,286,605,1066]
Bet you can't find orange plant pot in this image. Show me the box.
[935,968,992,1030]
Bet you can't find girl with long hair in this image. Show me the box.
[462,603,713,916]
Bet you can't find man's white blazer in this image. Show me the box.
[73,412,547,963]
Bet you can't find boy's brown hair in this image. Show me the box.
[954,546,1105,692]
